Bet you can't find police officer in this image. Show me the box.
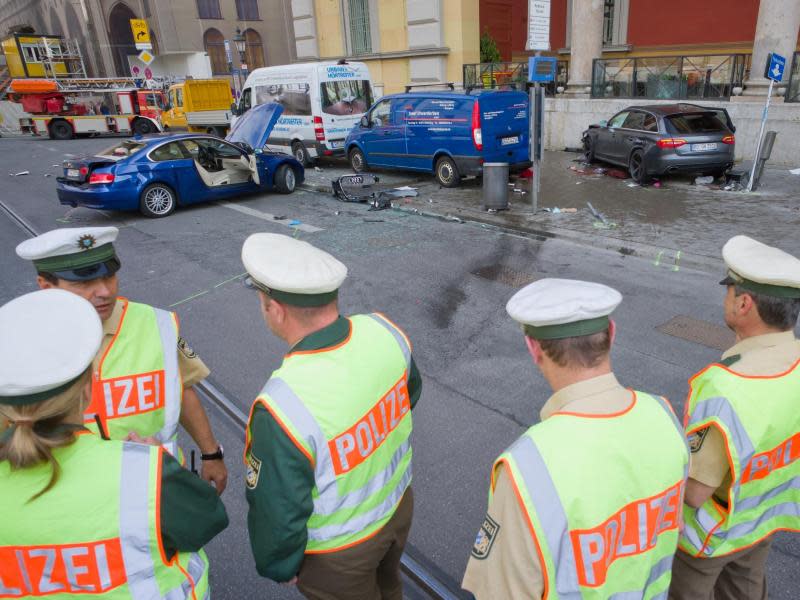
[669,236,800,599]
[0,289,228,598]
[462,278,689,599]
[16,226,228,493]
[241,233,422,600]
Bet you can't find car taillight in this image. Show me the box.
[314,116,325,141]
[657,138,687,149]
[471,102,482,151]
[79,166,88,176]
[89,172,115,184]
[722,135,735,145]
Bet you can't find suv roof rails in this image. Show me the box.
[403,82,456,93]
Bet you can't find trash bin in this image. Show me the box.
[483,162,509,210]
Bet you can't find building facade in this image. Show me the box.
[290,0,479,96]
[480,0,800,100]
[0,0,296,81]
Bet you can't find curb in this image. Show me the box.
[298,182,723,275]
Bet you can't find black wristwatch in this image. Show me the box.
[201,444,224,461]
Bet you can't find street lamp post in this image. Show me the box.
[233,28,247,91]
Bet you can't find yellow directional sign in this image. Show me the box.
[130,19,152,50]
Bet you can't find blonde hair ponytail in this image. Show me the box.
[0,369,90,500]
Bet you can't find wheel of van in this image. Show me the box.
[139,183,176,218]
[291,142,310,166]
[628,150,650,185]
[349,147,367,172]
[435,156,460,188]
[49,120,73,141]
[134,119,154,135]
[274,165,297,194]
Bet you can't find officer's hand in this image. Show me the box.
[201,459,228,495]
[281,577,298,587]
[126,432,162,446]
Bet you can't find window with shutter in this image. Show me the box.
[348,0,372,55]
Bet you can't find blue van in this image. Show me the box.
[344,90,530,187]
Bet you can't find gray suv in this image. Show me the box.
[582,103,735,184]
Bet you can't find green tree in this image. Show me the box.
[480,31,502,64]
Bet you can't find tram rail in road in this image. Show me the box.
[0,196,463,600]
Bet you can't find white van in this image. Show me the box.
[232,61,374,165]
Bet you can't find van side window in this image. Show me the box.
[240,88,252,114]
[370,99,392,127]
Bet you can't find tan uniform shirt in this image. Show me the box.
[462,373,635,600]
[96,299,210,390]
[688,331,800,497]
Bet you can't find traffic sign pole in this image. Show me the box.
[747,78,773,193]
[747,52,785,193]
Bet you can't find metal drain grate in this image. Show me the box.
[656,315,735,351]
[471,264,540,287]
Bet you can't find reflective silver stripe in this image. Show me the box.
[265,377,411,518]
[367,314,411,375]
[689,396,755,470]
[313,439,411,515]
[307,467,412,541]
[737,477,800,511]
[161,440,179,459]
[720,501,800,540]
[164,552,207,600]
[119,443,161,599]
[509,436,582,597]
[681,509,712,555]
[154,308,181,444]
[607,553,673,599]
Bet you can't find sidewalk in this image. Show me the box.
[302,153,800,272]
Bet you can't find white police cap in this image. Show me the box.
[720,235,800,299]
[0,289,102,406]
[242,233,348,306]
[16,227,120,281]
[506,278,622,339]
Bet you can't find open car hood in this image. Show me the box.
[225,103,284,152]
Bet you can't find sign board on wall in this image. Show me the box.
[526,0,551,52]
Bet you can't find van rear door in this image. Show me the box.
[317,63,374,152]
[477,92,529,164]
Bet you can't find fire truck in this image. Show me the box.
[3,33,166,139]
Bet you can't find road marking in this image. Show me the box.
[215,201,323,233]
[169,289,209,308]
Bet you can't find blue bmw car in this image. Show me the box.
[56,103,304,218]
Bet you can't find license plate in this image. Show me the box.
[328,141,343,149]
[501,136,519,146]
[67,169,80,179]
[692,143,717,152]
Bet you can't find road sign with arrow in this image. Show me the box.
[130,19,152,50]
[764,53,786,82]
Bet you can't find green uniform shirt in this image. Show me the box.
[246,316,422,582]
[161,449,229,557]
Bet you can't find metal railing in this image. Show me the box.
[463,61,569,96]
[786,52,800,103]
[591,54,749,100]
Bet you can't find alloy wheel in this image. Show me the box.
[145,187,173,215]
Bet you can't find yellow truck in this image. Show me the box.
[162,79,233,136]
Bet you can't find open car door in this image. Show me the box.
[225,102,284,185]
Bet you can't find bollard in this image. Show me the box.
[483,162,509,211]
[752,130,778,191]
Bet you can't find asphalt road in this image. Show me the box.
[1,135,798,599]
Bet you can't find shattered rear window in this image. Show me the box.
[97,141,146,159]
[666,113,727,135]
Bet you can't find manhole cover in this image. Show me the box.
[471,264,539,287]
[656,315,735,351]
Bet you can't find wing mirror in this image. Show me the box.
[360,115,370,128]
[230,101,239,117]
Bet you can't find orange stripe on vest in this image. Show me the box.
[0,538,126,597]
[741,432,800,484]
[85,370,165,423]
[570,480,684,587]
[329,375,410,475]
